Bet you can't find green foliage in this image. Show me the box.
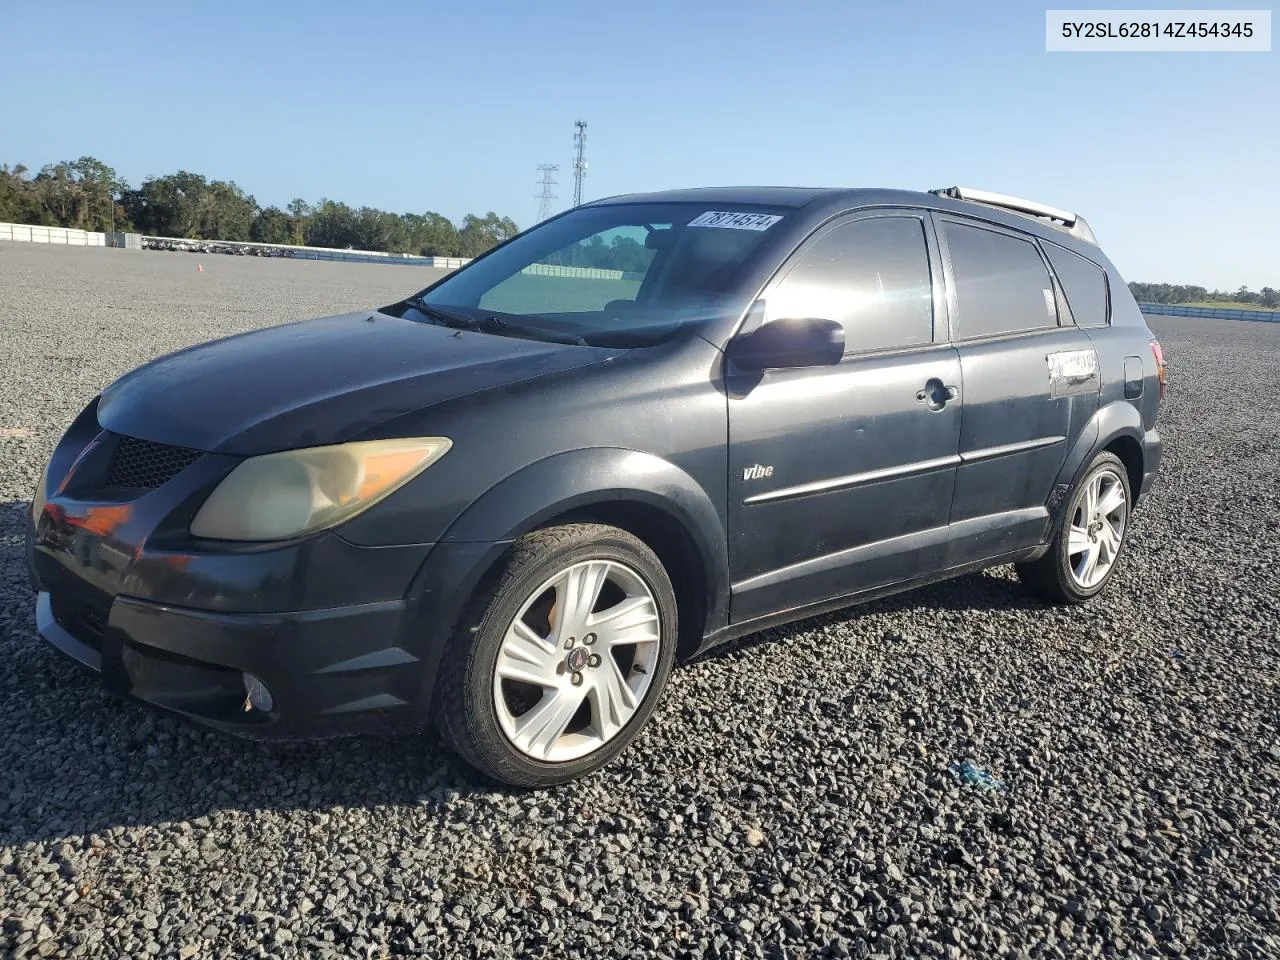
[402,212,462,257]
[2,155,522,259]
[201,180,257,241]
[551,234,653,273]
[1179,298,1279,312]
[120,171,257,241]
[458,212,520,258]
[1,157,130,231]
[250,206,292,245]
[286,198,311,245]
[1129,281,1280,308]
[0,165,49,225]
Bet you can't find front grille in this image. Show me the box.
[106,435,203,489]
[50,592,109,650]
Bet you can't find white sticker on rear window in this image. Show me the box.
[687,211,783,231]
[1042,288,1056,318]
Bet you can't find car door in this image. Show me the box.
[933,214,1102,565]
[726,211,963,623]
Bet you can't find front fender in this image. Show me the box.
[440,446,730,627]
[399,449,728,716]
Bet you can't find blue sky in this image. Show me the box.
[4,0,1276,288]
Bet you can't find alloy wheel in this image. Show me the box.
[492,559,662,763]
[1066,467,1128,589]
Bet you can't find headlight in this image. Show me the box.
[189,437,452,542]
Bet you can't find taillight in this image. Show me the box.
[1150,338,1167,399]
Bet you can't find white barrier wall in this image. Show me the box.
[0,223,639,279]
[521,263,626,280]
[0,222,107,246]
[140,235,450,266]
[0,222,453,264]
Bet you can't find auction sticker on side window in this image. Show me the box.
[687,211,783,231]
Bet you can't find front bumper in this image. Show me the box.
[27,493,440,738]
[33,585,418,738]
[25,415,509,739]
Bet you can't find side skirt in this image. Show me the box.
[689,546,1043,659]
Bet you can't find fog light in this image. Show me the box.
[241,673,274,713]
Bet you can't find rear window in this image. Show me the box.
[1043,243,1109,326]
[943,221,1059,339]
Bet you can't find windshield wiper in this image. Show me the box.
[401,295,470,329]
[477,314,590,346]
[402,297,588,346]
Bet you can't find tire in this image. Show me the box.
[434,523,678,788]
[1016,451,1133,605]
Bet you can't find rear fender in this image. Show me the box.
[1047,400,1144,530]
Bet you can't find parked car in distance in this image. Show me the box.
[28,185,1165,787]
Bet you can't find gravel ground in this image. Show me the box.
[1,242,1278,959]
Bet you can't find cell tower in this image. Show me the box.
[535,163,559,222]
[572,120,588,207]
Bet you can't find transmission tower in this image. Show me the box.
[572,121,588,207]
[535,163,559,222]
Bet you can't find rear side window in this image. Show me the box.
[943,222,1059,339]
[766,217,933,355]
[1043,243,1109,326]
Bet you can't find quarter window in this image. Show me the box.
[943,222,1059,339]
[1043,243,1109,326]
[765,217,934,355]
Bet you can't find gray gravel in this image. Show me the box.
[2,241,1278,959]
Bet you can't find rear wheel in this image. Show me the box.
[434,523,677,788]
[1016,452,1132,604]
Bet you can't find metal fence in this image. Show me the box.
[1138,302,1280,323]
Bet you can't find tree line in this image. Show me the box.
[1127,281,1279,309]
[550,231,653,274]
[3,157,1277,293]
[0,156,519,258]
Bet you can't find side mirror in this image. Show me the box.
[727,317,845,371]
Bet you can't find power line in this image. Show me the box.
[572,121,588,207]
[535,163,559,223]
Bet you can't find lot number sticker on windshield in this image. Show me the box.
[688,211,783,231]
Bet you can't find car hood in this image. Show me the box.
[96,310,620,456]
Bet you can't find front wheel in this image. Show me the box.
[434,523,677,788]
[1016,452,1132,605]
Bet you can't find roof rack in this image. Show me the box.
[930,186,1097,244]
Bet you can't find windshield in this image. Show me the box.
[398,202,790,347]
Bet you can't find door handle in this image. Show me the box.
[915,379,959,411]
